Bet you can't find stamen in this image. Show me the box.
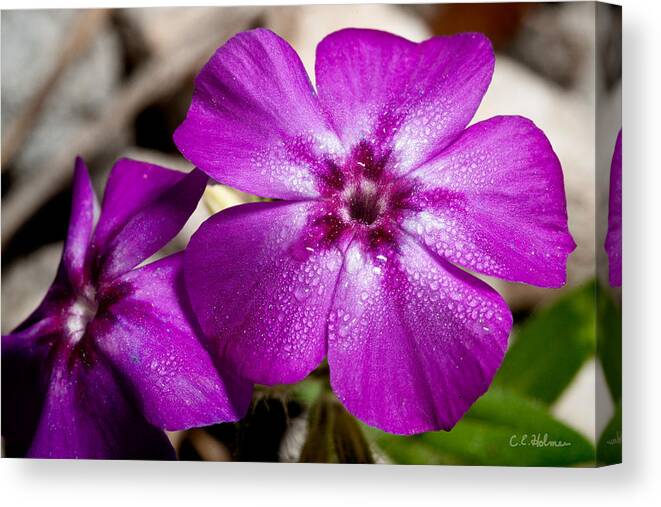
[65,290,98,343]
[345,181,385,225]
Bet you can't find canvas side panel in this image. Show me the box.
[595,0,622,467]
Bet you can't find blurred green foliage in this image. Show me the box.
[596,280,622,465]
[366,387,594,466]
[597,282,622,401]
[493,280,597,403]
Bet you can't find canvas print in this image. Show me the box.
[1,2,622,466]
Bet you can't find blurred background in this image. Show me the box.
[1,2,621,465]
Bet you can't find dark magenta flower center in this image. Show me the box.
[343,180,385,225]
[304,141,415,253]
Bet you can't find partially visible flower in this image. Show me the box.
[1,158,251,459]
[605,130,622,287]
[175,29,575,434]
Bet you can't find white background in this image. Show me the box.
[1,0,659,505]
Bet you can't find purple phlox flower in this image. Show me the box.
[174,29,576,435]
[1,158,251,459]
[605,130,622,287]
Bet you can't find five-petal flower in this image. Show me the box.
[175,28,576,435]
[1,158,251,458]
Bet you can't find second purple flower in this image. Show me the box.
[174,28,576,435]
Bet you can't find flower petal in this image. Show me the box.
[27,349,175,459]
[93,158,186,251]
[605,130,622,287]
[174,28,340,200]
[184,201,344,385]
[93,159,207,284]
[62,157,97,289]
[2,278,80,456]
[92,253,252,430]
[327,235,511,434]
[402,116,575,287]
[315,29,494,173]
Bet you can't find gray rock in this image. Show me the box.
[1,242,62,334]
[264,4,430,83]
[1,10,122,179]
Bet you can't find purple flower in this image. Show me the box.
[605,130,622,287]
[1,158,251,459]
[175,29,575,434]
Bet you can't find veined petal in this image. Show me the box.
[62,158,97,290]
[315,29,494,174]
[174,28,340,200]
[184,201,344,385]
[92,253,252,430]
[402,116,575,287]
[2,277,79,457]
[27,349,174,460]
[93,158,187,251]
[93,159,207,284]
[605,130,622,287]
[327,235,511,434]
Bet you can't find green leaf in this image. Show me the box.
[597,282,622,401]
[367,388,595,466]
[597,402,622,465]
[493,280,597,403]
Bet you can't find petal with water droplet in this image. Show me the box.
[403,116,575,287]
[92,253,252,430]
[316,29,494,173]
[174,28,341,200]
[25,348,175,459]
[185,201,344,385]
[327,235,511,435]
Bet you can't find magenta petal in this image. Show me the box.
[605,130,622,287]
[62,158,97,289]
[185,201,344,385]
[27,351,175,459]
[327,236,511,434]
[315,29,494,173]
[174,28,340,200]
[402,116,575,287]
[94,160,207,284]
[93,158,186,251]
[92,253,252,430]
